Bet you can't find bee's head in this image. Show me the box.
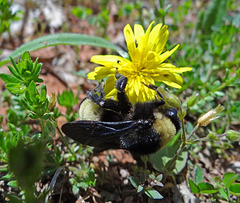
[165,107,181,132]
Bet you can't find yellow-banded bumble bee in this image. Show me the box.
[61,76,181,155]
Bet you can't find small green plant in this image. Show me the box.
[69,166,96,195]
[0,51,43,95]
[129,173,164,200]
[0,0,21,36]
[72,5,109,38]
[57,90,78,122]
[0,52,95,201]
[189,166,240,201]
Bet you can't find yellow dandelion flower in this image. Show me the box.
[88,21,192,103]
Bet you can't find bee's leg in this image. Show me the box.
[141,83,163,99]
[87,81,105,105]
[87,81,122,112]
[115,75,132,115]
[88,75,132,114]
[116,74,128,92]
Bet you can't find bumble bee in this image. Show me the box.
[61,76,181,155]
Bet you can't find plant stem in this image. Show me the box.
[165,116,186,171]
[187,123,199,141]
[180,109,186,142]
[166,119,199,172]
[56,126,77,159]
[159,0,165,25]
[40,118,46,139]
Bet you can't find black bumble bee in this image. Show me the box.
[61,76,181,155]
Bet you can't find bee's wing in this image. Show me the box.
[61,120,138,152]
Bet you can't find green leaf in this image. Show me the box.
[5,83,25,95]
[28,81,37,96]
[0,33,126,67]
[229,183,240,196]
[148,174,154,181]
[25,90,32,104]
[23,70,31,77]
[1,172,13,180]
[222,172,238,188]
[219,188,229,201]
[29,113,38,120]
[194,165,204,185]
[0,73,21,84]
[72,184,79,195]
[7,180,18,188]
[7,109,18,125]
[7,65,23,80]
[201,0,227,35]
[79,182,89,188]
[22,51,31,61]
[129,176,140,189]
[198,182,218,194]
[39,84,47,102]
[214,91,225,97]
[156,174,163,182]
[7,123,18,133]
[187,92,199,107]
[149,134,180,172]
[189,178,199,194]
[173,150,188,174]
[137,185,144,193]
[226,130,240,142]
[57,90,78,108]
[0,131,6,153]
[9,57,20,74]
[32,62,42,77]
[20,98,34,111]
[144,188,163,199]
[88,168,95,183]
[149,134,188,174]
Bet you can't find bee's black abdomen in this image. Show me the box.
[120,132,160,154]
[101,109,123,122]
[120,120,160,155]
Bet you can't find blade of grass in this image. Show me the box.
[0,33,127,67]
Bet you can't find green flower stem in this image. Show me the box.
[159,0,165,25]
[40,118,46,139]
[166,117,199,172]
[165,117,186,172]
[166,142,185,172]
[180,108,186,142]
[187,123,199,141]
[56,126,77,159]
